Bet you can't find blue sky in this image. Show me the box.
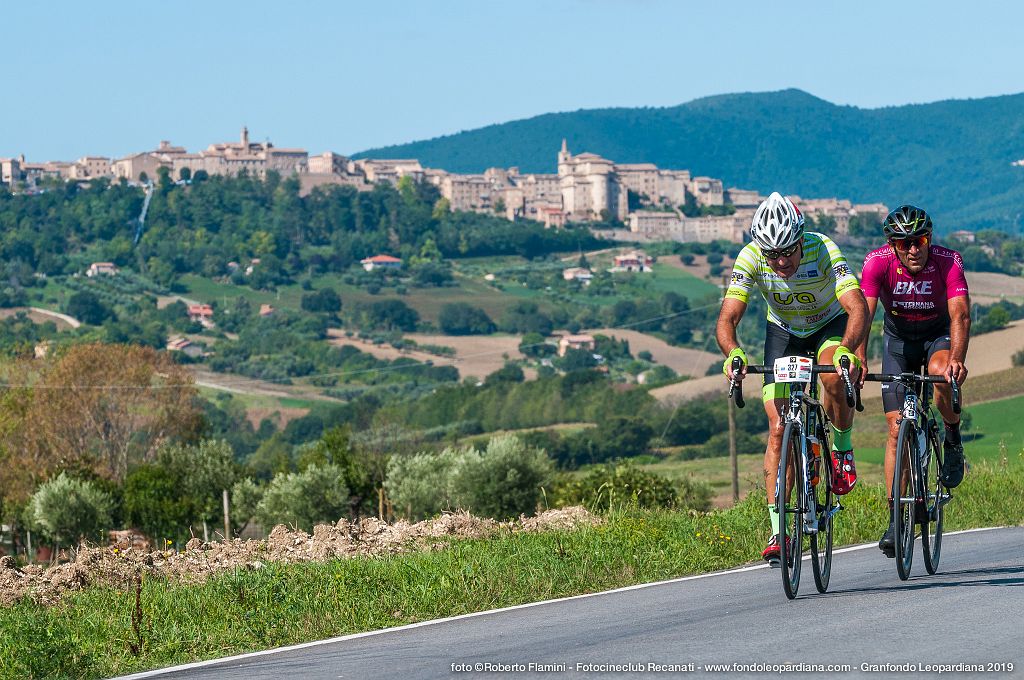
[5,0,1024,161]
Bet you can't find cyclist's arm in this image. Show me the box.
[947,294,971,383]
[837,287,870,353]
[716,297,747,357]
[854,295,879,387]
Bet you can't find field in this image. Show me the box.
[965,270,1024,305]
[580,328,719,377]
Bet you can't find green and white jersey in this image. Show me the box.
[725,232,860,338]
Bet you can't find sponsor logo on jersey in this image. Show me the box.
[805,311,830,324]
[893,280,932,295]
[831,264,851,278]
[730,272,746,285]
[795,268,819,279]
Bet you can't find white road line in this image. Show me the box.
[116,527,1003,679]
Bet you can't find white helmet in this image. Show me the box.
[750,192,804,251]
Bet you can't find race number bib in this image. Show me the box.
[773,355,813,383]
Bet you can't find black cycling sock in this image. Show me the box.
[944,421,962,445]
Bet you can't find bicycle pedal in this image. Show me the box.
[881,548,895,559]
[768,557,781,569]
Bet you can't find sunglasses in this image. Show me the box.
[890,234,930,251]
[761,243,799,260]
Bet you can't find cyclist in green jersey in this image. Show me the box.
[716,192,869,562]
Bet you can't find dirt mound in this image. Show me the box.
[0,508,600,607]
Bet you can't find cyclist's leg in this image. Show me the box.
[814,314,853,427]
[926,336,959,426]
[926,336,966,486]
[814,315,857,493]
[880,333,912,498]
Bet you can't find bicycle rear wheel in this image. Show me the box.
[778,420,804,599]
[893,418,917,581]
[810,424,834,593]
[922,419,945,575]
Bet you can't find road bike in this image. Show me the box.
[861,371,961,580]
[729,354,855,599]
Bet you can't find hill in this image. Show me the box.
[355,89,1024,233]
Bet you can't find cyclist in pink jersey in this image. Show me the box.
[856,205,970,558]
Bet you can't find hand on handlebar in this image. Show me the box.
[946,359,968,385]
[723,347,748,382]
[854,350,868,389]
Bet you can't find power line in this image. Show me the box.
[0,299,725,390]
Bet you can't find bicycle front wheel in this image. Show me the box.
[778,420,804,599]
[893,417,917,581]
[922,419,946,575]
[810,427,834,593]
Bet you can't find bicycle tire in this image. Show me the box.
[922,419,945,575]
[778,420,803,599]
[894,417,917,581]
[810,423,834,593]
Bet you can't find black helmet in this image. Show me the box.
[883,205,933,239]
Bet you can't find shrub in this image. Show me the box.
[385,435,554,521]
[123,465,195,543]
[452,435,556,520]
[1013,349,1024,367]
[255,464,350,531]
[553,461,677,511]
[384,446,472,520]
[25,473,113,551]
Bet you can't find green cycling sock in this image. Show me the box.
[768,504,780,535]
[831,424,852,451]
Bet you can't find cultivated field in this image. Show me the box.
[965,271,1024,304]
[405,332,525,379]
[581,327,720,378]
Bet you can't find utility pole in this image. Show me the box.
[722,271,739,503]
[728,397,739,503]
[222,489,231,541]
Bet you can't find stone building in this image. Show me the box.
[557,141,627,222]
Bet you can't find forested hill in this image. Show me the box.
[354,89,1024,234]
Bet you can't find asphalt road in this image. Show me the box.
[123,527,1024,680]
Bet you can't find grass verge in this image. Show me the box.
[3,454,1023,679]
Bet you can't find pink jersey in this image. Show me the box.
[861,244,969,340]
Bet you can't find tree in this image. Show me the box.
[0,343,203,485]
[438,303,495,335]
[65,290,114,325]
[123,464,195,543]
[157,439,238,536]
[384,446,471,520]
[255,464,350,532]
[301,287,342,313]
[25,472,113,554]
[451,435,554,520]
[359,299,419,331]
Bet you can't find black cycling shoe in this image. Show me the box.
[941,440,966,488]
[878,522,896,558]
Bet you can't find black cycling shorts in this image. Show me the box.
[880,332,951,413]
[761,314,849,401]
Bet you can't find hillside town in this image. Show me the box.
[1,128,887,243]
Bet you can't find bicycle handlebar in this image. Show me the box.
[861,372,962,414]
[727,360,853,410]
